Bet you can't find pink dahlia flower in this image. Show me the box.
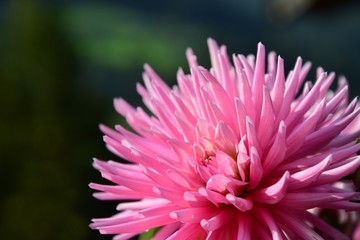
[90,39,360,239]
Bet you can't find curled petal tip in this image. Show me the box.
[169,212,178,220]
[200,219,209,231]
[225,193,235,202]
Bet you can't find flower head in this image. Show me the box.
[90,39,360,239]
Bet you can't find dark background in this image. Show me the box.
[0,0,359,239]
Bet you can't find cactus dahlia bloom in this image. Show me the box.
[90,39,360,239]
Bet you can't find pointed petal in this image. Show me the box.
[167,223,203,240]
[271,56,285,114]
[215,151,238,178]
[200,207,235,232]
[253,206,284,240]
[252,171,290,204]
[248,146,263,190]
[298,211,350,240]
[214,121,238,156]
[169,206,219,223]
[279,192,359,209]
[257,86,275,148]
[288,155,332,190]
[226,194,253,211]
[263,121,287,175]
[252,42,266,121]
[236,212,252,240]
[246,116,262,159]
[315,156,360,186]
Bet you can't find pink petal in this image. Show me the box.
[98,214,176,234]
[206,174,228,194]
[113,232,138,240]
[226,194,253,212]
[235,60,256,122]
[237,135,250,182]
[167,223,203,240]
[152,222,180,240]
[170,206,219,223]
[285,72,326,133]
[286,98,325,156]
[199,187,230,207]
[246,116,262,159]
[186,48,198,68]
[257,86,275,149]
[191,67,208,120]
[215,151,237,178]
[234,97,248,137]
[222,176,247,196]
[287,155,332,190]
[238,54,254,86]
[275,57,303,125]
[252,42,266,121]
[236,212,252,240]
[253,206,283,240]
[270,56,285,114]
[139,203,182,218]
[248,146,263,190]
[273,209,323,240]
[298,210,350,240]
[315,156,360,186]
[252,171,290,204]
[214,121,238,156]
[219,47,236,101]
[183,191,211,207]
[116,198,170,211]
[262,121,287,175]
[279,192,359,209]
[207,38,221,80]
[200,206,235,232]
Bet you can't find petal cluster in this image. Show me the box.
[91,39,360,239]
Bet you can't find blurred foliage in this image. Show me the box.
[138,227,160,240]
[0,1,111,239]
[0,0,359,239]
[62,5,194,73]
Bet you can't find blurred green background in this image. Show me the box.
[0,0,359,239]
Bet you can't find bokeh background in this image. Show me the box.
[1,0,360,239]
